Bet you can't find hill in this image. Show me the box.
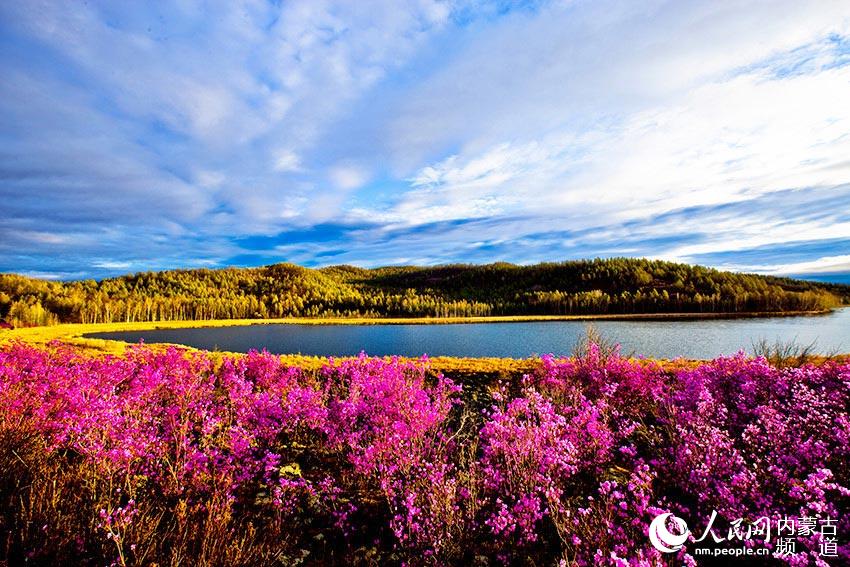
[1,258,848,326]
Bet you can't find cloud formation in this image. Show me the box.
[1,0,849,279]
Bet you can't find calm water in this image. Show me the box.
[86,308,850,359]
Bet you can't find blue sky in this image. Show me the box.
[1,1,849,281]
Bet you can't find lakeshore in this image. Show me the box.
[2,309,846,372]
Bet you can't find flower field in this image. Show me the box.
[0,342,848,566]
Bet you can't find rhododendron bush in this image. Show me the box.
[0,342,848,566]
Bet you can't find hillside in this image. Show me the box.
[1,258,848,326]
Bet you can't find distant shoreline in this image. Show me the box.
[0,308,837,342]
[88,309,835,328]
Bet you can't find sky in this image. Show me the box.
[1,0,850,282]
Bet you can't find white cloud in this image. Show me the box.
[92,261,133,270]
[389,1,850,158]
[731,255,850,276]
[17,271,64,281]
[329,163,370,191]
[16,231,69,245]
[3,0,850,276]
[196,170,226,188]
[0,0,452,233]
[374,1,850,269]
[667,221,850,262]
[272,150,304,173]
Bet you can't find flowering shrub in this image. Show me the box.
[0,341,848,565]
[480,390,579,544]
[324,354,469,560]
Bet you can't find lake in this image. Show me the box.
[86,308,850,359]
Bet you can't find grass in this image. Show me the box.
[750,336,844,367]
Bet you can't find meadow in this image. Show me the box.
[1,340,847,565]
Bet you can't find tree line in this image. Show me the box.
[1,258,847,327]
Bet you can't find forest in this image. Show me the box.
[1,258,847,326]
